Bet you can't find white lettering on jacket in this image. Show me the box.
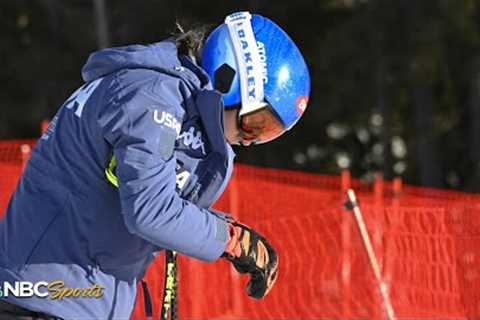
[64,78,103,118]
[176,171,190,190]
[154,110,181,136]
[177,127,206,155]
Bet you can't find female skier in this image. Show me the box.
[0,11,310,319]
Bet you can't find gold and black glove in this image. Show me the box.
[222,221,279,299]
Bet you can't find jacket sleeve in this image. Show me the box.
[100,75,229,262]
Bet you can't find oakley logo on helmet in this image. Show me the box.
[227,13,267,86]
[224,11,267,117]
[236,26,262,101]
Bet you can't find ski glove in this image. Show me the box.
[222,222,279,299]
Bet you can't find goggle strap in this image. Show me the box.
[224,12,267,116]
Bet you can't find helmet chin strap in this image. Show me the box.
[225,12,268,119]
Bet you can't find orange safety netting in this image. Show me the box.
[0,140,35,215]
[1,139,480,319]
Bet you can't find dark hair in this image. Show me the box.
[173,22,210,63]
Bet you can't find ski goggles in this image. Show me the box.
[239,105,286,144]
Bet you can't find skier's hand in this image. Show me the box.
[222,222,279,299]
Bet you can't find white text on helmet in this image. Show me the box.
[257,41,268,84]
[236,26,259,102]
[228,12,245,22]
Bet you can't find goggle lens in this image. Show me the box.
[240,106,286,144]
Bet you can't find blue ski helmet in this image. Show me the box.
[201,12,310,143]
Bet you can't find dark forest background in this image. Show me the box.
[2,0,480,191]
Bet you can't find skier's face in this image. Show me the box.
[223,108,245,145]
[223,107,285,146]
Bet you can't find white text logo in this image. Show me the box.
[154,110,181,136]
[0,281,104,300]
[177,127,206,155]
[175,162,191,190]
[64,78,103,118]
[257,41,268,84]
[0,281,48,298]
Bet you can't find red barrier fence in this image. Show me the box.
[1,140,480,319]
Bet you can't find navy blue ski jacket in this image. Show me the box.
[0,39,235,319]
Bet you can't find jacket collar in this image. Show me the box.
[194,89,232,158]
